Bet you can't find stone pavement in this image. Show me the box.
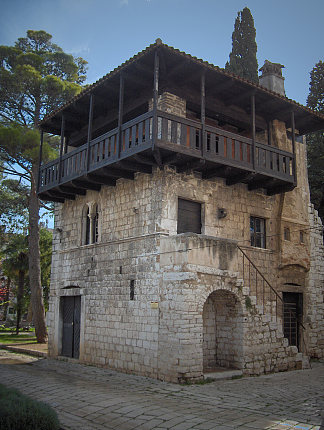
[0,350,323,430]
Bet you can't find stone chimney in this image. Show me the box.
[259,60,285,96]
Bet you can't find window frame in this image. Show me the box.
[250,216,266,249]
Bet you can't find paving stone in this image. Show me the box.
[0,351,323,430]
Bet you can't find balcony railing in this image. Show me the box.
[38,110,295,197]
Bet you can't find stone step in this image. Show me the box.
[203,368,243,381]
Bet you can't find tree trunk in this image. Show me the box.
[29,164,47,343]
[16,269,25,335]
[3,277,10,322]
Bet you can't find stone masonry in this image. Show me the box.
[47,92,324,383]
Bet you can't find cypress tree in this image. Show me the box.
[306,60,324,221]
[225,7,258,83]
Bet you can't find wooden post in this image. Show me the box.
[251,93,256,170]
[267,121,271,146]
[64,136,69,154]
[117,74,124,158]
[152,49,159,151]
[86,94,94,172]
[201,71,206,156]
[291,110,297,184]
[37,129,44,192]
[58,114,65,182]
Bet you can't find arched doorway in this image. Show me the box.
[202,290,243,372]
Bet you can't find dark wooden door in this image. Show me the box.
[283,292,302,350]
[62,296,81,358]
[177,198,201,234]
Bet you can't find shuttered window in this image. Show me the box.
[177,198,201,234]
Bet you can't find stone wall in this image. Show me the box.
[47,92,324,382]
[306,204,324,358]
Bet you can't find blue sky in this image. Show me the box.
[0,0,323,106]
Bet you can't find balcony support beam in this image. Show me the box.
[291,110,297,185]
[152,49,159,151]
[201,71,206,157]
[58,114,65,182]
[86,94,94,172]
[117,74,124,158]
[251,93,256,171]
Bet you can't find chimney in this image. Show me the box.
[259,60,285,96]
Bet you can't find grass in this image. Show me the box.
[0,333,37,345]
[0,325,35,333]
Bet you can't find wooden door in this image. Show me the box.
[61,296,81,358]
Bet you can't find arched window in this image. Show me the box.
[82,203,99,245]
[92,204,99,244]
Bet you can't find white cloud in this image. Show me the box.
[69,43,90,56]
[120,0,129,5]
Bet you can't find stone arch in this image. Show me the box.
[202,289,243,371]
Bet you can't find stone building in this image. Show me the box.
[39,40,324,382]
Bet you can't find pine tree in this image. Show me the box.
[0,30,87,342]
[225,7,258,83]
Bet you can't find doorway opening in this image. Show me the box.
[202,290,243,372]
[283,292,303,350]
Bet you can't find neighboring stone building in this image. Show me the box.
[38,41,324,382]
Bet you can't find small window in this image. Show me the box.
[284,227,290,241]
[300,230,305,244]
[130,280,135,300]
[250,216,266,248]
[177,198,201,234]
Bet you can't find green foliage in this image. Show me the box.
[307,61,324,112]
[0,29,87,127]
[245,296,252,310]
[39,228,53,308]
[0,178,28,232]
[306,60,324,221]
[1,234,28,281]
[0,333,37,344]
[225,7,258,83]
[0,383,60,430]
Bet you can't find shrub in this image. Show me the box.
[0,384,60,430]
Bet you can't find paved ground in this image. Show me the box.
[0,350,323,430]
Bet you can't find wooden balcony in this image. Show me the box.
[38,110,296,202]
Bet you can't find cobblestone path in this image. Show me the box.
[0,351,323,430]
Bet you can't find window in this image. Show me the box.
[85,206,90,245]
[300,230,305,244]
[177,198,201,234]
[284,227,290,241]
[130,280,135,300]
[92,205,99,244]
[250,216,266,248]
[82,203,99,245]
